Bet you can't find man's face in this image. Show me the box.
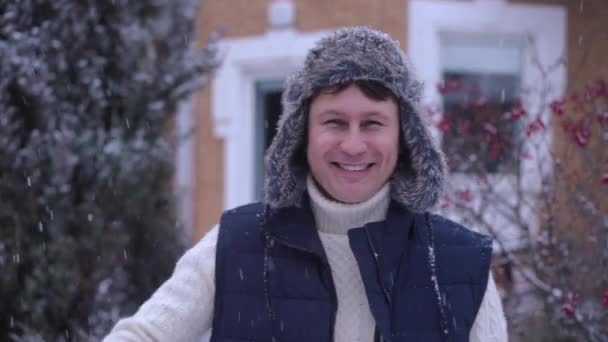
[307,83,400,203]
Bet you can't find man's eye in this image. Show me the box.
[364,121,383,127]
[324,119,344,126]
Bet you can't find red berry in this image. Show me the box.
[437,117,451,133]
[510,106,527,120]
[561,304,575,317]
[550,99,566,116]
[456,189,473,203]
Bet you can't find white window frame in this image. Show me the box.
[212,30,329,210]
[175,96,196,239]
[409,0,566,119]
[409,0,567,249]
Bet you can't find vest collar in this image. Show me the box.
[264,195,329,262]
[264,195,418,264]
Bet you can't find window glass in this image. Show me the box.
[254,80,284,199]
[440,34,523,174]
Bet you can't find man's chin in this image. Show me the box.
[333,189,374,204]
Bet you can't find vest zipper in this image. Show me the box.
[364,226,392,307]
[364,226,393,342]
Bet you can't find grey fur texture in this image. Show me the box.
[264,26,446,213]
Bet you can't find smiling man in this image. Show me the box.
[104,27,508,342]
[307,81,400,204]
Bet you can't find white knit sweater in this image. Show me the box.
[104,180,508,342]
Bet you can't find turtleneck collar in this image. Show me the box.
[306,174,391,235]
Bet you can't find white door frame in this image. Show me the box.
[212,30,329,210]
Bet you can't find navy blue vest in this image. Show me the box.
[210,200,492,342]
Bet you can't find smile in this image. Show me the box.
[333,163,374,171]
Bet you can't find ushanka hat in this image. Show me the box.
[264,26,447,213]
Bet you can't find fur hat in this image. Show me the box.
[264,26,446,213]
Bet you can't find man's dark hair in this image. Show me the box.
[312,79,397,102]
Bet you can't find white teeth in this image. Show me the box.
[339,164,369,171]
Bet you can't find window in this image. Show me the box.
[408,0,567,251]
[254,80,284,200]
[439,33,524,174]
[211,30,327,209]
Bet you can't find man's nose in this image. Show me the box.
[340,128,366,156]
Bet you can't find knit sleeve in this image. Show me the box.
[469,273,508,342]
[102,225,219,342]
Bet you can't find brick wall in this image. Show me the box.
[556,0,607,293]
[512,0,607,293]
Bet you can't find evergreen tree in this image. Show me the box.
[0,0,217,340]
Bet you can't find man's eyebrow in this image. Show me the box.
[362,111,391,119]
[317,110,343,118]
[316,111,392,120]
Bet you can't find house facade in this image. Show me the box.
[177,0,606,243]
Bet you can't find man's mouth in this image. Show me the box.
[332,163,374,171]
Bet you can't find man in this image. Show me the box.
[105,26,507,342]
